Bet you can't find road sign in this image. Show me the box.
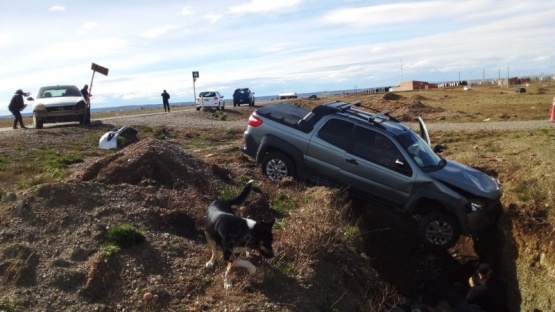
[192,71,199,78]
[91,63,109,76]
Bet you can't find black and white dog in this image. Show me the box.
[204,180,275,289]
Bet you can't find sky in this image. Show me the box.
[1,0,554,116]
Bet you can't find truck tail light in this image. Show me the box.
[248,114,263,127]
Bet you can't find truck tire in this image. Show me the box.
[261,152,295,180]
[417,212,460,250]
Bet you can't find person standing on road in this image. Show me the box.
[8,89,29,129]
[161,89,170,112]
[81,84,91,105]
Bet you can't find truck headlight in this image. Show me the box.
[467,200,486,212]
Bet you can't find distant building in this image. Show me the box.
[498,77,531,87]
[389,80,438,92]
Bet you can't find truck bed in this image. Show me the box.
[255,104,309,129]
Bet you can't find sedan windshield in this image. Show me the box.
[396,130,442,170]
[37,86,81,98]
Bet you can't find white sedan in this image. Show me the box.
[196,91,225,111]
[30,85,90,129]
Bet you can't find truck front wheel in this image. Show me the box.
[261,152,295,180]
[417,212,460,250]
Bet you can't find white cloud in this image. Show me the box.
[203,14,223,24]
[320,1,479,27]
[179,6,194,16]
[49,5,65,12]
[138,25,180,38]
[228,0,302,15]
[76,22,98,35]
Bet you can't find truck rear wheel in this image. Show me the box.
[417,212,460,250]
[261,152,295,180]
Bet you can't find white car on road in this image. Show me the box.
[30,85,90,129]
[196,91,225,111]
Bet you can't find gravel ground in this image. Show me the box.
[99,107,555,132]
[99,109,247,129]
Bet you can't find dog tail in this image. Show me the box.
[227,180,254,206]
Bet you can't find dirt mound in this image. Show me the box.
[73,139,228,192]
[382,93,402,101]
[409,94,428,101]
[387,101,446,122]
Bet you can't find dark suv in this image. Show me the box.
[233,88,255,107]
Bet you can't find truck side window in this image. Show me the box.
[352,127,411,175]
[317,118,354,151]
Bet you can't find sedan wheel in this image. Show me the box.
[33,113,44,129]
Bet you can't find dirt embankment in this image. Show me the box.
[0,137,387,311]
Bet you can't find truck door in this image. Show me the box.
[340,126,415,207]
[305,118,355,185]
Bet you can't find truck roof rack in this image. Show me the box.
[313,101,399,130]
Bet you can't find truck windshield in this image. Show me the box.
[396,130,442,170]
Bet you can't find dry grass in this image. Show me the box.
[436,128,555,220]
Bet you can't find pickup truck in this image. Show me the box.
[240,101,502,250]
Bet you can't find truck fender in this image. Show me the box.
[403,189,471,236]
[256,134,305,173]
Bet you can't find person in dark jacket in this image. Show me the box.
[81,84,91,105]
[8,89,29,129]
[161,90,170,112]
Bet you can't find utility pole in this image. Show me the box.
[507,66,510,88]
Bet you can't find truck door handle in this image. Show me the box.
[345,158,358,165]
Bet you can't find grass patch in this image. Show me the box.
[102,244,121,257]
[270,191,297,217]
[104,224,146,249]
[140,126,171,140]
[212,111,227,120]
[0,155,8,170]
[6,148,84,189]
[263,259,292,291]
[340,225,360,243]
